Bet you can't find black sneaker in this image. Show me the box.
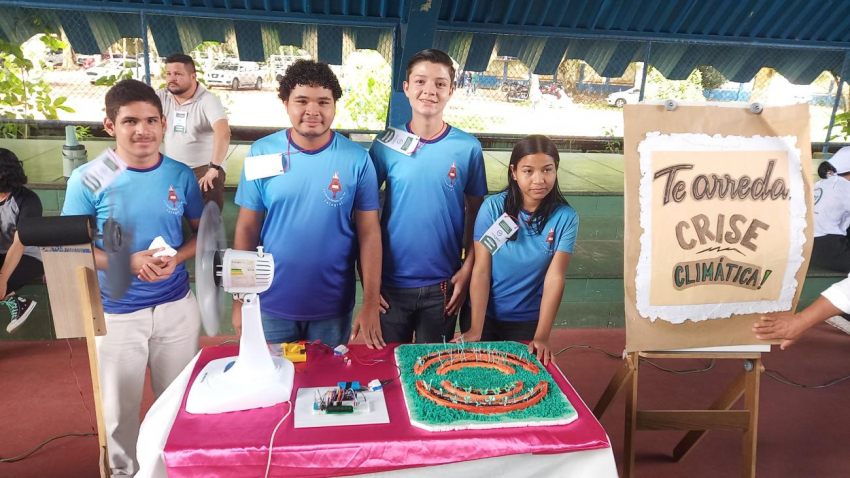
[6,296,36,333]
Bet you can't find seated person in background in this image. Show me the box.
[755,273,850,349]
[62,79,204,476]
[0,148,43,333]
[456,135,579,365]
[811,147,850,273]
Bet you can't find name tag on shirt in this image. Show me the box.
[376,127,419,156]
[81,149,128,194]
[173,111,188,133]
[244,153,285,181]
[479,213,520,255]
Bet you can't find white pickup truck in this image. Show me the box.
[205,61,266,90]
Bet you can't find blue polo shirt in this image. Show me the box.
[369,124,488,287]
[62,153,204,314]
[235,130,380,320]
[473,192,579,322]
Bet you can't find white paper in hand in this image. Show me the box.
[149,236,178,258]
[244,153,285,181]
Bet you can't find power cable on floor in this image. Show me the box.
[0,433,96,463]
[554,344,850,388]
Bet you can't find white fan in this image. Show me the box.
[185,202,295,414]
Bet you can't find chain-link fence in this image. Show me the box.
[1,5,848,145]
[439,35,848,145]
[0,6,393,135]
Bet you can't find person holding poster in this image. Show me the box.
[755,274,850,349]
[456,135,579,365]
[811,147,850,273]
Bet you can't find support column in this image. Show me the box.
[823,50,850,153]
[638,42,652,102]
[140,12,151,86]
[387,0,442,127]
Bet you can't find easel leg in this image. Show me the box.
[623,352,639,478]
[742,358,762,478]
[593,353,635,419]
[673,369,747,461]
[78,267,110,478]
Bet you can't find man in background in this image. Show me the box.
[157,53,230,210]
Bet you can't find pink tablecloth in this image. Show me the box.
[164,344,611,477]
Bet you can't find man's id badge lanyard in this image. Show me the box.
[81,148,129,194]
[375,127,420,156]
[173,111,188,133]
[479,213,520,255]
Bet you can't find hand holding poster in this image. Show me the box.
[624,104,814,351]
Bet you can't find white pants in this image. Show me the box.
[96,290,201,477]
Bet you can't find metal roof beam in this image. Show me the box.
[535,0,552,27]
[652,0,678,33]
[763,0,804,38]
[700,0,732,35]
[435,21,850,51]
[684,0,713,34]
[779,1,820,40]
[716,0,750,37]
[668,0,698,34]
[570,0,591,29]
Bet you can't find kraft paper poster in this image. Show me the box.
[623,104,813,352]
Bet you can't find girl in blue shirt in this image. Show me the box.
[457,135,579,365]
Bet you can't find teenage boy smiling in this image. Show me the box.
[370,49,487,343]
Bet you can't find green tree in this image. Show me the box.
[0,36,74,138]
[335,51,391,130]
[697,65,727,92]
[644,66,706,102]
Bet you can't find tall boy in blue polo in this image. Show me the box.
[62,80,203,476]
[370,49,487,343]
[233,60,384,349]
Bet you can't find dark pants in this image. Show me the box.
[459,305,538,341]
[812,234,850,274]
[0,254,43,295]
[380,283,457,343]
[192,165,226,212]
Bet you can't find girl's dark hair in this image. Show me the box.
[504,135,568,236]
[0,148,27,193]
[819,160,837,179]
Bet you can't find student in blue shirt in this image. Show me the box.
[457,135,579,365]
[62,79,204,476]
[370,49,487,344]
[233,60,384,349]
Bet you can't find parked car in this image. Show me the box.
[45,50,63,68]
[87,58,159,84]
[205,61,266,90]
[270,54,310,82]
[606,87,640,107]
[76,54,97,69]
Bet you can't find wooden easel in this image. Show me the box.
[594,351,763,478]
[39,245,110,477]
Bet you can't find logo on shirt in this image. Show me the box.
[322,172,347,207]
[442,162,458,191]
[164,185,185,215]
[814,187,823,205]
[542,228,556,255]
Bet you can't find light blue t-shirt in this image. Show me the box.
[62,154,204,314]
[235,130,380,321]
[370,124,488,287]
[473,192,579,322]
